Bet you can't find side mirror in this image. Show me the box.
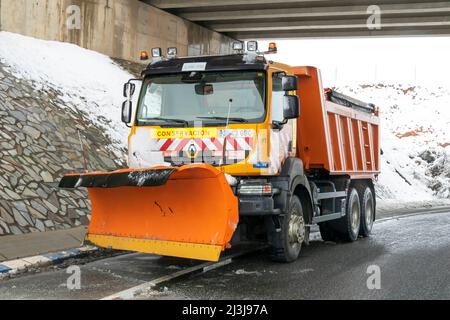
[122,100,132,124]
[282,76,298,92]
[123,82,136,98]
[283,95,300,120]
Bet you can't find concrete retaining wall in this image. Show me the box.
[0,0,234,62]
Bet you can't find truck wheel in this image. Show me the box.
[358,186,375,237]
[270,195,305,263]
[335,188,361,242]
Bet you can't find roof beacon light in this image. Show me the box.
[268,42,278,54]
[167,47,178,58]
[151,47,162,58]
[140,50,149,61]
[232,41,244,51]
[247,41,258,52]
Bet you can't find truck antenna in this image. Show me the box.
[226,98,233,127]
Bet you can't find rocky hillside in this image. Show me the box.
[0,32,140,236]
[0,62,126,236]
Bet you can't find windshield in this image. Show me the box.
[136,71,266,126]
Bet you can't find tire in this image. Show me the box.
[303,225,311,246]
[358,186,375,237]
[270,195,305,263]
[334,187,361,242]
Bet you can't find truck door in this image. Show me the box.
[270,72,295,174]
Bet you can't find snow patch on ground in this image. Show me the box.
[234,269,262,276]
[0,31,137,158]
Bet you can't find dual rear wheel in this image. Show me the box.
[359,186,375,237]
[320,184,375,242]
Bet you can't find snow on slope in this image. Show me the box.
[0,31,137,157]
[336,84,450,201]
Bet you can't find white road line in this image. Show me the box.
[101,247,266,300]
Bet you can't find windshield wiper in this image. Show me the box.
[197,116,249,123]
[141,118,189,127]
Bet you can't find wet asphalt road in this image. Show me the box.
[0,210,449,300]
[169,211,450,300]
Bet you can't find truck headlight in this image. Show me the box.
[238,182,273,196]
[247,41,258,52]
[232,41,244,51]
[152,47,162,58]
[167,47,178,58]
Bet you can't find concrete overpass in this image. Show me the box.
[1,0,449,63]
[146,0,450,39]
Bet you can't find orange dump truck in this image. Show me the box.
[60,42,380,262]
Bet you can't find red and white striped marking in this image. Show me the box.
[157,136,254,153]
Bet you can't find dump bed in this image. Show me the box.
[293,66,380,178]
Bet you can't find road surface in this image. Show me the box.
[0,210,449,300]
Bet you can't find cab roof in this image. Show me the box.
[142,54,268,76]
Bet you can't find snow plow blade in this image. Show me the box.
[59,164,238,262]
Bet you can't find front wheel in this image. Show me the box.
[270,195,306,262]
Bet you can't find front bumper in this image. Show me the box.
[239,196,281,216]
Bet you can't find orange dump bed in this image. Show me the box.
[293,66,380,179]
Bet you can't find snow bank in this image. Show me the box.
[336,84,450,201]
[0,31,137,156]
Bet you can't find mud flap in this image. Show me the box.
[60,164,239,262]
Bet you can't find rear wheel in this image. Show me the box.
[335,187,361,242]
[270,195,305,262]
[358,186,375,237]
[321,187,361,242]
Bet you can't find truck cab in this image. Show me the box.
[125,53,298,177]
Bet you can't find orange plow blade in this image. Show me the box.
[60,164,238,261]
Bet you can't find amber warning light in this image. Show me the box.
[268,42,278,53]
[140,50,149,61]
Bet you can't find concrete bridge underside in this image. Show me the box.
[146,0,450,39]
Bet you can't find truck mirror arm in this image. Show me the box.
[272,119,288,130]
[122,78,143,128]
[123,78,142,98]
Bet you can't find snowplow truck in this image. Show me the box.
[60,42,380,262]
